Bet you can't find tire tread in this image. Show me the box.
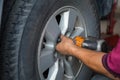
[1,0,35,80]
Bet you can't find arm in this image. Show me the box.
[56,35,119,80]
[71,46,118,79]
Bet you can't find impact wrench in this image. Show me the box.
[73,36,109,52]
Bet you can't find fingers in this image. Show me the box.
[60,35,72,43]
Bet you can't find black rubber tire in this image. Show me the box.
[1,0,16,30]
[0,0,100,80]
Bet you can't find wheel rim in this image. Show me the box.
[37,6,87,80]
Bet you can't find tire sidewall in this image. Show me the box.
[19,0,100,80]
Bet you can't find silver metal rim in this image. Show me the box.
[37,6,87,80]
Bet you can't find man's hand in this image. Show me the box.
[56,35,76,55]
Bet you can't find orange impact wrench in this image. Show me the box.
[73,36,109,52]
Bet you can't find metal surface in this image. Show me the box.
[37,6,87,80]
[97,40,105,51]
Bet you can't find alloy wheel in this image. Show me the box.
[37,6,87,80]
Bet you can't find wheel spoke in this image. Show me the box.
[56,60,64,80]
[39,48,55,73]
[67,9,78,33]
[64,59,74,79]
[47,59,59,80]
[45,17,61,43]
[59,9,78,36]
[59,11,69,35]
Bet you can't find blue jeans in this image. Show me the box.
[91,74,111,80]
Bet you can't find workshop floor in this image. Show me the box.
[101,7,120,36]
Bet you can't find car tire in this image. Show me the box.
[1,0,100,80]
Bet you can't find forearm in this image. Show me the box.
[70,46,119,80]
